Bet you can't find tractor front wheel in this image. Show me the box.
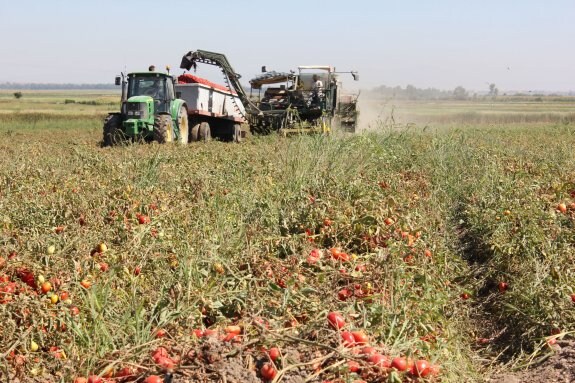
[154,115,174,144]
[177,106,189,144]
[102,114,124,147]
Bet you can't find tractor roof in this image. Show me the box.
[128,72,172,77]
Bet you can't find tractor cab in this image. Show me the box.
[126,72,175,114]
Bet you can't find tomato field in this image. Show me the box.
[1,92,575,382]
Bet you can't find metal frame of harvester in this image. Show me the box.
[180,50,360,136]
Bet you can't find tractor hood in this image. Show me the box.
[127,95,154,103]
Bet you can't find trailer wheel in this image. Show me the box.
[190,123,200,142]
[154,114,174,143]
[199,122,211,141]
[102,114,124,147]
[233,124,242,143]
[177,106,189,144]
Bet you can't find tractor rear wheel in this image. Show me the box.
[233,124,242,143]
[177,106,189,144]
[199,122,211,141]
[153,115,174,143]
[102,114,124,147]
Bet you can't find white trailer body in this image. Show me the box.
[175,83,245,123]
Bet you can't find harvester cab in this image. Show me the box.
[103,69,189,146]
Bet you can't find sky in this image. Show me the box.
[0,0,573,92]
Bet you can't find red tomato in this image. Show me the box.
[268,347,280,361]
[99,262,109,272]
[410,359,430,377]
[360,346,376,355]
[460,292,470,300]
[338,288,352,301]
[154,329,167,338]
[351,331,368,345]
[115,367,135,378]
[329,248,342,260]
[192,329,203,338]
[368,354,390,368]
[327,312,346,330]
[225,325,241,335]
[138,214,151,224]
[341,331,355,347]
[338,252,350,262]
[391,356,407,371]
[307,249,322,264]
[87,376,103,383]
[69,306,80,316]
[498,282,508,293]
[152,346,169,359]
[348,360,360,372]
[144,376,163,383]
[154,355,176,370]
[261,362,277,380]
[571,294,575,303]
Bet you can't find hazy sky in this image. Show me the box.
[0,0,573,92]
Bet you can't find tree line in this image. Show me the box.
[366,84,485,100]
[0,83,117,90]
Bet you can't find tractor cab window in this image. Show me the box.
[128,76,166,99]
[128,75,170,112]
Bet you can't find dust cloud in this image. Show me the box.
[355,97,417,132]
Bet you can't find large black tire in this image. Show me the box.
[190,123,200,142]
[177,106,189,144]
[233,123,242,143]
[199,122,211,141]
[153,114,174,143]
[102,114,124,147]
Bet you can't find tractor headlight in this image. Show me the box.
[125,102,148,120]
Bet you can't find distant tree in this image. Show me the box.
[405,84,417,100]
[13,91,22,99]
[488,83,498,98]
[453,86,468,100]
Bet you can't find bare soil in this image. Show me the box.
[487,340,575,383]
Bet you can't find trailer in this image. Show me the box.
[176,74,246,142]
[102,68,247,146]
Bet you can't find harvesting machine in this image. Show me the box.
[180,49,360,135]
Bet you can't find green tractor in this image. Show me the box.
[102,69,189,146]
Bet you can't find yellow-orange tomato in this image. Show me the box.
[41,281,52,294]
[557,203,567,213]
[225,325,242,335]
[80,280,92,289]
